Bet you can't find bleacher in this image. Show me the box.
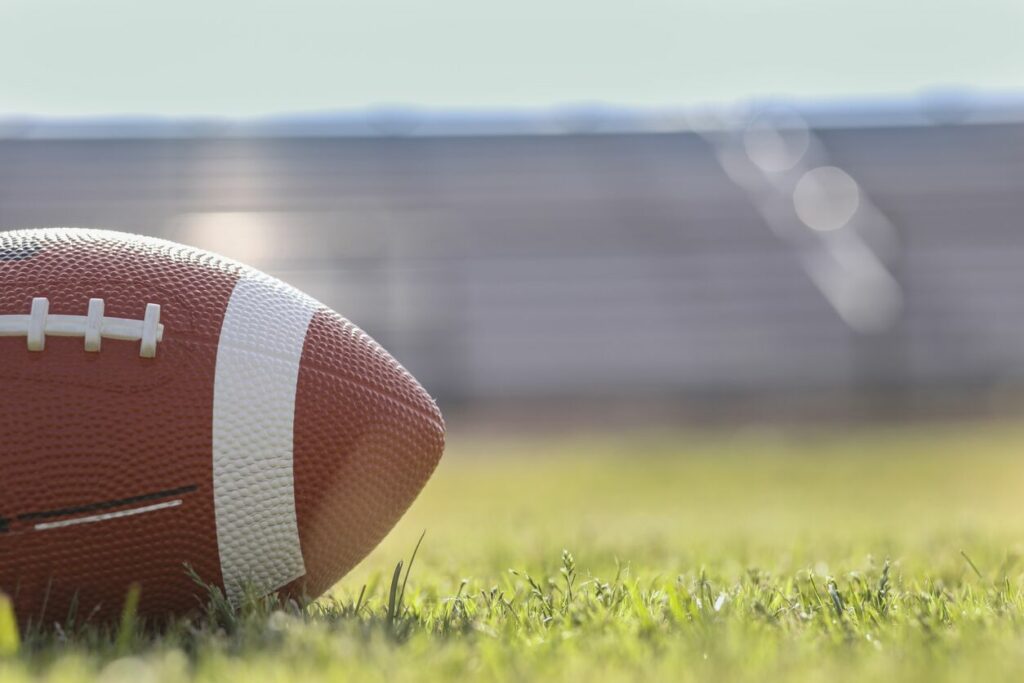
[2,118,1022,408]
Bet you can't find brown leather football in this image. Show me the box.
[0,228,445,626]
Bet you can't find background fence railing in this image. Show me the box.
[2,116,1023,412]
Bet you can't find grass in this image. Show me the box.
[5,421,1024,681]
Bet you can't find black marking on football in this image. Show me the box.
[16,484,198,522]
[0,245,42,262]
[0,517,8,533]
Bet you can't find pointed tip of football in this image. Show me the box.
[290,310,445,598]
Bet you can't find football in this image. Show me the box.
[0,228,445,626]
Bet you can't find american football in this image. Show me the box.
[0,228,445,625]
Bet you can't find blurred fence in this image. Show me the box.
[1,114,1023,414]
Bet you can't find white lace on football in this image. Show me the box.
[0,297,164,357]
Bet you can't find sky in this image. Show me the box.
[0,0,1021,117]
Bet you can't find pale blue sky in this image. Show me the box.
[0,0,1021,117]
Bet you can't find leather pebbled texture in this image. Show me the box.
[0,228,445,627]
[288,310,447,598]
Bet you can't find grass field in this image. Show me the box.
[5,421,1024,682]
